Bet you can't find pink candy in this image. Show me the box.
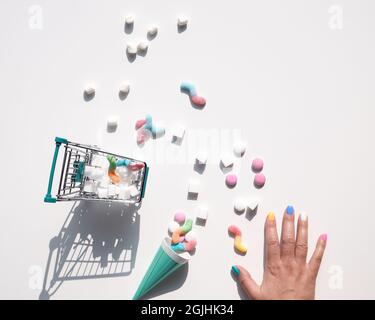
[174,211,186,224]
[135,119,147,130]
[191,95,206,108]
[251,158,264,173]
[184,239,197,251]
[228,225,242,236]
[254,173,266,188]
[225,174,237,188]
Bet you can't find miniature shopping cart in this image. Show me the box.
[44,137,149,204]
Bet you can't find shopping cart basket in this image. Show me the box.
[44,137,149,204]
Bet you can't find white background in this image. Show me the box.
[0,0,374,299]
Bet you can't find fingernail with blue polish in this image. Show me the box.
[231,265,240,277]
[286,205,294,215]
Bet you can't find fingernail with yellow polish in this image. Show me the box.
[267,212,275,221]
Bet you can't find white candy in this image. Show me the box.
[119,82,130,95]
[147,25,158,37]
[184,231,197,242]
[188,180,200,194]
[168,221,180,234]
[196,206,208,221]
[171,125,185,140]
[221,154,234,167]
[107,116,118,133]
[129,185,139,197]
[234,198,246,213]
[125,15,134,25]
[196,151,208,164]
[97,187,108,198]
[233,141,246,157]
[84,85,95,96]
[119,185,131,200]
[177,16,188,27]
[92,168,106,180]
[107,184,118,196]
[127,42,137,55]
[247,200,259,211]
[83,180,97,193]
[137,41,148,53]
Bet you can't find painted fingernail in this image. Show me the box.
[231,265,240,277]
[299,211,308,221]
[267,212,275,221]
[286,205,294,215]
[320,234,327,242]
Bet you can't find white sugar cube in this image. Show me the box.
[107,116,119,133]
[171,125,185,140]
[83,180,97,193]
[129,185,140,197]
[84,85,95,96]
[137,41,148,53]
[221,154,234,167]
[196,151,208,164]
[127,42,137,55]
[97,187,108,198]
[119,185,131,200]
[108,184,118,196]
[119,82,130,95]
[125,15,134,25]
[177,16,188,27]
[247,200,259,211]
[196,206,208,221]
[147,25,158,37]
[188,180,200,194]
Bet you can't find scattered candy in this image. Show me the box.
[233,141,246,157]
[137,41,148,53]
[107,155,121,184]
[234,199,246,213]
[125,15,134,26]
[188,179,200,194]
[251,158,264,173]
[171,125,186,141]
[174,211,186,224]
[228,225,247,254]
[247,200,259,211]
[221,154,234,168]
[84,85,95,97]
[195,206,208,222]
[107,116,118,133]
[147,25,158,38]
[180,82,206,108]
[225,174,237,188]
[196,151,208,164]
[128,162,145,171]
[254,173,266,188]
[135,119,147,130]
[119,82,130,96]
[127,42,137,55]
[177,16,188,27]
[168,221,180,234]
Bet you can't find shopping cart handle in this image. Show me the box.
[44,137,68,203]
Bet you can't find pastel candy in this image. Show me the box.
[234,199,246,213]
[184,231,197,242]
[174,211,186,224]
[191,95,206,108]
[151,126,165,137]
[171,242,185,252]
[252,158,264,173]
[117,159,131,167]
[233,141,246,157]
[180,82,197,96]
[128,162,145,171]
[225,174,237,188]
[135,119,147,130]
[228,225,242,236]
[171,218,193,244]
[145,115,153,130]
[168,221,180,234]
[254,173,266,188]
[107,155,117,171]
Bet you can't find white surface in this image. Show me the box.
[0,0,375,300]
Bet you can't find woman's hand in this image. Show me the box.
[231,206,327,300]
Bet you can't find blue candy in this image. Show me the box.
[171,243,185,252]
[116,158,131,167]
[180,82,197,96]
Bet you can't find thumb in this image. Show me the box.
[232,265,261,300]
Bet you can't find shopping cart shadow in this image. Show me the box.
[39,200,141,300]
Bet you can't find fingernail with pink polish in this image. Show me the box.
[320,234,327,242]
